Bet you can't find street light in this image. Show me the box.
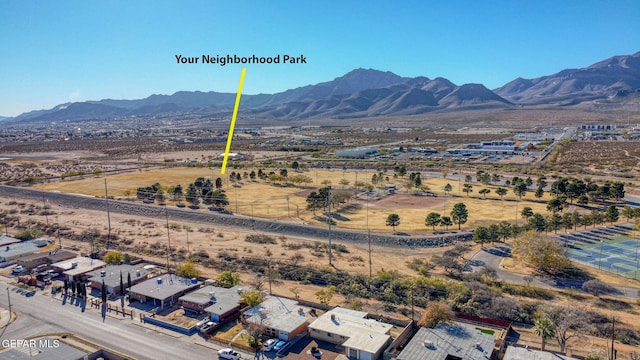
[598,240,604,269]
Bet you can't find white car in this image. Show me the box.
[11,265,25,274]
[218,348,241,360]
[262,338,278,351]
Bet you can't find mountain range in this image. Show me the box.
[5,51,640,123]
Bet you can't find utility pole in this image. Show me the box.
[611,316,615,360]
[55,224,61,249]
[42,195,49,226]
[327,186,332,266]
[267,261,272,295]
[6,287,11,325]
[165,208,172,276]
[104,179,111,250]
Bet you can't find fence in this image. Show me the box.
[141,314,198,335]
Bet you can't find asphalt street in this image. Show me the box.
[0,276,252,360]
[468,245,640,299]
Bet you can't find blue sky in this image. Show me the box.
[1,0,638,117]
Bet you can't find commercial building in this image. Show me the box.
[335,147,379,159]
[85,264,149,296]
[503,346,579,360]
[51,257,107,282]
[0,241,48,263]
[16,249,77,271]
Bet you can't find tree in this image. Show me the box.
[119,271,124,296]
[216,271,240,288]
[450,203,468,230]
[535,186,544,199]
[533,317,556,351]
[528,213,547,232]
[315,285,336,305]
[610,181,625,201]
[473,226,491,247]
[478,188,490,199]
[240,291,263,308]
[521,207,534,221]
[622,205,636,221]
[462,183,473,197]
[544,306,587,353]
[547,197,567,214]
[417,302,453,328]
[215,177,223,189]
[443,183,453,196]
[386,213,400,232]
[185,183,199,205]
[103,251,123,264]
[512,231,570,272]
[605,205,619,224]
[440,216,453,231]
[513,180,528,199]
[101,280,107,303]
[425,212,441,231]
[495,187,507,199]
[177,261,201,279]
[291,161,299,170]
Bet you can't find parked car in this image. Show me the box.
[262,338,278,351]
[218,348,241,360]
[11,265,24,274]
[45,270,60,278]
[198,321,218,334]
[273,340,288,352]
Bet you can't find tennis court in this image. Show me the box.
[562,226,640,279]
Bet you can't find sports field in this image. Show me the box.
[564,227,640,279]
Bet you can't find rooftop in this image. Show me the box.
[244,296,310,333]
[86,264,148,288]
[180,285,242,315]
[0,241,43,260]
[51,257,106,276]
[0,337,87,360]
[309,307,392,354]
[503,346,579,360]
[397,322,495,360]
[128,274,200,300]
[16,249,77,263]
[0,234,21,247]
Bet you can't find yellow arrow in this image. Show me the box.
[221,67,246,174]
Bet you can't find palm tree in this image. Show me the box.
[533,317,555,351]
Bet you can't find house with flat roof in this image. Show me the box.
[0,241,46,262]
[0,234,21,247]
[309,307,393,360]
[85,264,149,296]
[128,274,201,311]
[16,249,77,271]
[243,296,310,341]
[179,285,243,323]
[51,257,107,282]
[503,346,579,360]
[397,322,496,360]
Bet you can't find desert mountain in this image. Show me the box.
[494,52,640,104]
[6,51,639,123]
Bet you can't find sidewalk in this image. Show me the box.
[0,306,12,328]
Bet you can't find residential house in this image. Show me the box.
[309,307,393,360]
[503,346,579,360]
[243,296,310,341]
[397,322,496,360]
[0,240,48,263]
[128,274,201,311]
[179,285,243,323]
[16,249,77,271]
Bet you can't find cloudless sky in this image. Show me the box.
[1,0,638,116]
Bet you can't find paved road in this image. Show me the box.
[0,277,251,360]
[468,245,640,299]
